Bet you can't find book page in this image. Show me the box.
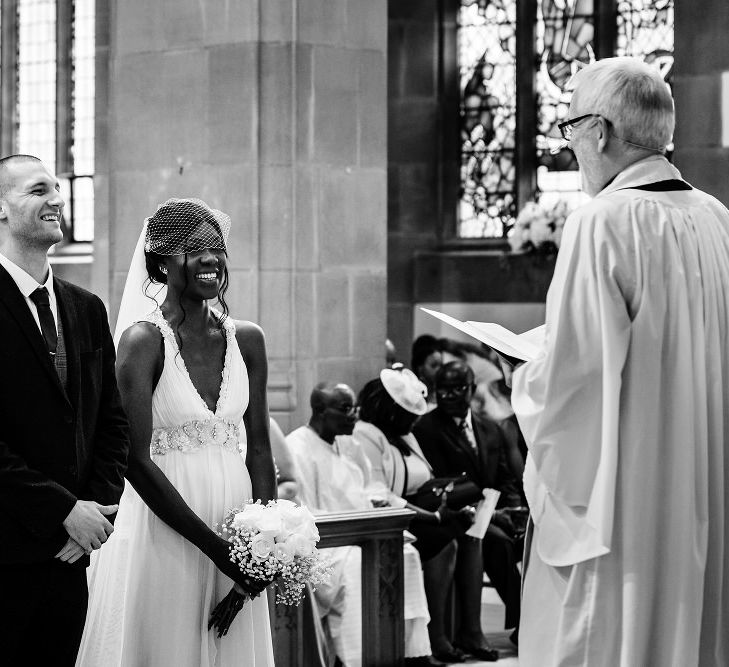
[519,324,546,347]
[465,321,542,361]
[420,308,542,362]
[466,488,501,539]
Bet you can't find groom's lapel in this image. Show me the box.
[0,264,67,399]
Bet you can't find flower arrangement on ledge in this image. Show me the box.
[508,199,571,255]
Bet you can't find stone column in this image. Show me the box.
[98,0,388,429]
[673,0,729,206]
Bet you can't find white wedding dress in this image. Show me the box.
[76,309,274,667]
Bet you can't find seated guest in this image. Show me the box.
[353,369,497,663]
[439,337,514,423]
[268,417,299,501]
[414,361,524,645]
[411,335,442,410]
[287,382,440,667]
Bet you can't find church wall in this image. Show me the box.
[97,0,388,431]
[673,0,729,207]
[388,0,447,361]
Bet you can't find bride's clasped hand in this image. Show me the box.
[209,498,331,637]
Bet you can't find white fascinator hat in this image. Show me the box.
[380,368,428,416]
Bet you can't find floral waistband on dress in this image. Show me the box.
[150,418,241,455]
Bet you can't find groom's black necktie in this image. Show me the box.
[29,287,58,356]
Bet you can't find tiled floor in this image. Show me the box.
[465,586,519,667]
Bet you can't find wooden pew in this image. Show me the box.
[272,507,416,667]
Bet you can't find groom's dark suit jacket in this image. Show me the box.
[0,264,129,564]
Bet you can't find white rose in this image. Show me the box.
[529,218,553,246]
[256,506,283,538]
[232,503,267,531]
[286,533,315,558]
[250,533,275,561]
[274,541,295,564]
[295,506,319,542]
[508,227,524,252]
[279,504,308,536]
[515,201,541,226]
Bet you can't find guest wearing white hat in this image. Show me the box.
[351,368,497,663]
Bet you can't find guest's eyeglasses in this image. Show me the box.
[557,113,602,141]
[330,404,359,417]
[435,384,470,398]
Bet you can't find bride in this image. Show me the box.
[76,199,276,666]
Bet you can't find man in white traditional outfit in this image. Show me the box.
[287,382,437,667]
[509,57,729,666]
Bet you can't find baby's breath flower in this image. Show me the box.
[215,499,331,606]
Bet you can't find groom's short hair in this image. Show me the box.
[0,154,42,197]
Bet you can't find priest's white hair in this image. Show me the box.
[568,57,674,152]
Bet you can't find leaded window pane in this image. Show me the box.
[72,0,95,241]
[458,0,517,238]
[17,0,57,173]
[616,0,673,75]
[536,0,595,210]
[74,0,95,175]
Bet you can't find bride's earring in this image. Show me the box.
[160,266,168,275]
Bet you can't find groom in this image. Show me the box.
[0,155,129,665]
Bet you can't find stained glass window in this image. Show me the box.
[616,0,673,74]
[457,0,674,238]
[458,0,517,238]
[536,0,594,211]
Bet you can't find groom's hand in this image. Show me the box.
[62,500,118,552]
[55,537,86,563]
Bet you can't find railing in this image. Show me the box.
[272,508,416,667]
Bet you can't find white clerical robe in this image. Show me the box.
[512,155,729,667]
[286,426,431,666]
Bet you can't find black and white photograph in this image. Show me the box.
[1,1,727,666]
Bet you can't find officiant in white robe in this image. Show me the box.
[286,383,432,667]
[511,58,729,666]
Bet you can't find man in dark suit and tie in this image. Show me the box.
[0,154,129,665]
[414,360,523,647]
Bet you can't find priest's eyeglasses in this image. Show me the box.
[557,113,601,141]
[557,113,665,152]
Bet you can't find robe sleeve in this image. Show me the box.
[511,200,633,566]
[286,434,323,513]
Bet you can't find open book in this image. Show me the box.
[420,307,544,363]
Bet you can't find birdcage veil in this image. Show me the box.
[144,198,230,256]
[113,198,231,347]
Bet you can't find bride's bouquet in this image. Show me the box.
[209,498,331,636]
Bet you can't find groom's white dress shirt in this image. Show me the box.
[0,251,58,333]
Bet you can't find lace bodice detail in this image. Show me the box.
[142,308,249,456]
[150,417,240,455]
